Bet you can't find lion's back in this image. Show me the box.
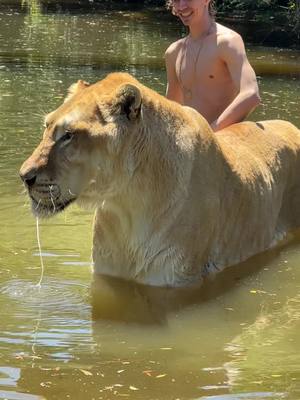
[215,120,300,184]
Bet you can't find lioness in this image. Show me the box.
[20,72,300,287]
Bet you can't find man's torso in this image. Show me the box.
[175,24,238,123]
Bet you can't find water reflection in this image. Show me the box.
[0,10,172,69]
[0,277,93,365]
[0,10,299,73]
[0,389,43,400]
[224,293,300,396]
[90,243,286,326]
[199,393,286,399]
[0,366,20,387]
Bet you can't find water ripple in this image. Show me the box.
[0,278,90,313]
[0,279,93,361]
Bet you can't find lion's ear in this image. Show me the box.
[115,83,142,121]
[64,80,90,103]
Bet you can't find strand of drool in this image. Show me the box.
[36,217,45,288]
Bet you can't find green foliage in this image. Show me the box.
[215,0,299,14]
[216,0,287,10]
[288,0,300,34]
[216,0,299,37]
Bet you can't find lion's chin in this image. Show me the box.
[30,196,76,218]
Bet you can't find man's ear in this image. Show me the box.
[64,80,90,103]
[115,83,142,121]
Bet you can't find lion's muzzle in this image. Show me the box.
[20,157,69,217]
[19,164,38,188]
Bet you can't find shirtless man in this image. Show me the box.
[165,0,260,131]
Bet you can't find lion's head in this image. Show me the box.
[19,73,149,217]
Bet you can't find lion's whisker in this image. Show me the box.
[68,188,76,197]
[35,199,41,211]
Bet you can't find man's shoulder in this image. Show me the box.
[215,23,245,55]
[165,37,185,58]
[216,23,243,44]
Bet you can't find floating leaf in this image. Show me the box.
[129,385,139,391]
[142,370,153,377]
[79,369,93,376]
[40,381,52,388]
[156,374,167,378]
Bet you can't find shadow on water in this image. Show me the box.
[90,233,298,326]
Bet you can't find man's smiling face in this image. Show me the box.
[171,0,209,26]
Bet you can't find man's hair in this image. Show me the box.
[166,0,216,17]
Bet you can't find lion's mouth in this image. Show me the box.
[30,194,76,217]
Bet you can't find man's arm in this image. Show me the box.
[165,42,184,104]
[211,32,260,132]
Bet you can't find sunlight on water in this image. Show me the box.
[0,389,43,400]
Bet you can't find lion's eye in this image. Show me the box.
[61,131,74,144]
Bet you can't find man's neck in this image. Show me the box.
[188,15,214,40]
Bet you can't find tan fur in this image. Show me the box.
[20,73,300,287]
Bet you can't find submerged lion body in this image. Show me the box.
[20,73,300,286]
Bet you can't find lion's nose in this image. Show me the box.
[20,168,37,188]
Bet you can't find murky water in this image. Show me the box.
[0,7,299,400]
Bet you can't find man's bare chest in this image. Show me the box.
[175,41,229,91]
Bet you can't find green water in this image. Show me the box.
[0,8,299,400]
